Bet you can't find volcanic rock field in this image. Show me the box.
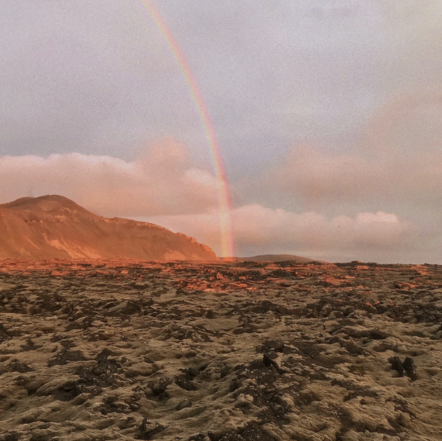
[0,259,442,440]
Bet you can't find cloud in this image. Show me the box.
[3,1,442,171]
[258,92,442,219]
[0,138,219,217]
[0,136,436,263]
[143,204,419,263]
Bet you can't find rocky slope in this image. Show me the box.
[0,259,441,440]
[0,195,217,261]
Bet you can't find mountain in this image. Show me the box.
[233,254,326,263]
[0,195,217,260]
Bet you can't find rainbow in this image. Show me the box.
[140,0,234,258]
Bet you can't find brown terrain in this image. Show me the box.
[0,196,217,261]
[0,258,442,440]
[232,255,325,264]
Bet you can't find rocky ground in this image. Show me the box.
[0,259,442,441]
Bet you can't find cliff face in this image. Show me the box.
[0,195,218,260]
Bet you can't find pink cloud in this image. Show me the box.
[0,138,219,217]
[261,143,442,215]
[265,94,442,212]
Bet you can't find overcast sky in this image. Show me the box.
[1,0,442,262]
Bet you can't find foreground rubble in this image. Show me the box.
[0,259,441,440]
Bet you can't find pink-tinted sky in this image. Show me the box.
[1,1,441,262]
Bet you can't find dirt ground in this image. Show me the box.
[0,259,441,441]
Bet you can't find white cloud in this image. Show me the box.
[143,204,419,263]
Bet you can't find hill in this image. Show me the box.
[0,195,217,260]
[230,254,326,263]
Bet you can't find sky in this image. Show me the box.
[1,0,442,263]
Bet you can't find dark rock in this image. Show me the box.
[179,367,199,378]
[150,378,171,395]
[148,377,172,401]
[175,367,199,391]
[2,434,20,441]
[189,435,206,441]
[48,349,86,367]
[262,354,285,374]
[216,423,275,441]
[60,339,76,349]
[95,348,112,363]
[249,359,265,370]
[53,381,82,402]
[187,367,199,377]
[138,418,166,440]
[254,300,290,315]
[92,349,120,374]
[389,356,417,380]
[369,330,389,340]
[175,375,197,391]
[219,434,244,441]
[403,357,417,380]
[0,323,10,342]
[389,356,405,377]
[8,359,33,373]
[20,337,39,352]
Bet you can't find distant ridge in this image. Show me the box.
[0,195,217,261]
[224,254,327,263]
